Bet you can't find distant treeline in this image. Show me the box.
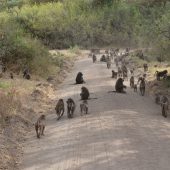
[0,0,170,75]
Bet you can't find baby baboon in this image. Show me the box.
[112,70,117,79]
[66,98,76,118]
[134,84,137,92]
[76,72,85,84]
[115,78,126,93]
[155,94,160,104]
[35,114,46,138]
[10,73,14,79]
[80,86,90,100]
[80,100,88,115]
[55,99,65,120]
[130,76,134,88]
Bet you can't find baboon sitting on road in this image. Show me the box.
[115,78,126,93]
[80,86,90,100]
[35,114,46,138]
[76,72,85,84]
[55,99,65,120]
[67,98,76,118]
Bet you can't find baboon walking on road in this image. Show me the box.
[55,99,65,120]
[35,115,46,138]
[80,100,88,115]
[67,98,76,118]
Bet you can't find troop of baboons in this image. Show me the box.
[35,48,170,138]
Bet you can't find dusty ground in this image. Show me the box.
[21,55,170,170]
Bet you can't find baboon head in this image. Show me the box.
[40,114,45,120]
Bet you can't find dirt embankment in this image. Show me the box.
[0,50,88,170]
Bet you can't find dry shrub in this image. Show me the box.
[0,88,21,126]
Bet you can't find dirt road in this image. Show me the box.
[21,55,170,170]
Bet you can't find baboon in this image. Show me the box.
[134,84,137,92]
[130,76,134,88]
[143,63,148,72]
[155,70,168,81]
[100,55,106,62]
[92,54,97,63]
[76,72,85,84]
[130,68,135,75]
[161,96,169,118]
[115,78,126,93]
[138,77,145,96]
[23,68,31,80]
[66,98,76,118]
[35,114,46,138]
[80,86,90,100]
[80,100,88,115]
[155,94,160,104]
[118,67,122,77]
[112,70,117,79]
[106,56,111,69]
[10,73,14,79]
[55,99,65,120]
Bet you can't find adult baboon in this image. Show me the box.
[130,76,134,88]
[66,98,76,118]
[115,78,126,93]
[100,55,106,62]
[55,99,65,120]
[76,72,85,84]
[112,70,117,79]
[155,70,168,81]
[23,68,31,80]
[35,114,46,138]
[92,54,97,63]
[80,100,88,115]
[161,96,169,118]
[80,86,90,100]
[138,77,145,96]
